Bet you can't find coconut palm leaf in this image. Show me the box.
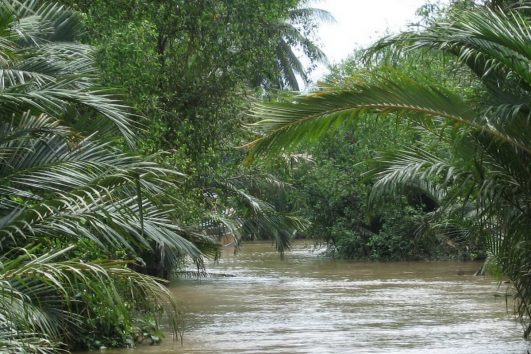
[3,0,80,43]
[247,72,484,155]
[0,246,183,351]
[210,172,307,254]
[259,6,331,90]
[0,85,139,144]
[0,113,207,278]
[0,0,138,145]
[276,37,305,90]
[368,148,464,202]
[368,7,531,87]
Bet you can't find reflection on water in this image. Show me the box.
[100,242,530,354]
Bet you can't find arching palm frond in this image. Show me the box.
[0,84,138,145]
[199,172,307,255]
[246,72,481,155]
[0,191,201,256]
[261,6,332,90]
[0,113,202,262]
[368,148,464,203]
[0,0,138,146]
[2,0,81,43]
[276,36,305,90]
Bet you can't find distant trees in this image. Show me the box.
[59,0,327,155]
[264,7,333,90]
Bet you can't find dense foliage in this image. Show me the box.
[0,0,323,351]
[53,0,324,258]
[285,121,466,261]
[248,1,531,338]
[278,48,486,261]
[3,0,529,350]
[59,0,326,156]
[0,1,201,351]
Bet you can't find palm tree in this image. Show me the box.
[204,170,308,255]
[0,0,139,144]
[246,5,531,337]
[0,0,210,350]
[259,6,334,90]
[0,0,209,268]
[0,111,204,259]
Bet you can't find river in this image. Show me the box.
[103,241,530,353]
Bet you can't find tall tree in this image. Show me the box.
[259,6,333,90]
[57,0,320,252]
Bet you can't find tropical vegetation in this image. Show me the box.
[0,0,217,350]
[0,0,324,351]
[247,1,531,338]
[2,0,530,351]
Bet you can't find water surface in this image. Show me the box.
[105,242,530,353]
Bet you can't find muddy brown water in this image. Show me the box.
[93,241,530,353]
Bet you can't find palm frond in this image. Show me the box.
[213,173,307,254]
[276,39,304,90]
[289,7,335,23]
[4,0,81,43]
[368,7,531,87]
[246,72,478,155]
[368,147,459,204]
[247,2,531,337]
